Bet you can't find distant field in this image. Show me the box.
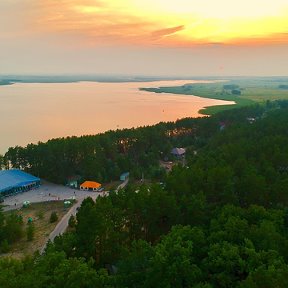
[141,77,288,114]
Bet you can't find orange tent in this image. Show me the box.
[80,181,101,191]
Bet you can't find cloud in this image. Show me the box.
[151,25,185,40]
[27,1,186,46]
[28,0,156,45]
[6,0,288,48]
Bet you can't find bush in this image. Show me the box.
[0,240,10,253]
[26,223,35,241]
[50,212,58,223]
[68,215,76,228]
[4,214,23,243]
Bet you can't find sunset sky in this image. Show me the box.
[1,0,288,76]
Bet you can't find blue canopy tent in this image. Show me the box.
[0,169,40,197]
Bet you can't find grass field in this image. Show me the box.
[140,77,288,114]
[2,201,69,258]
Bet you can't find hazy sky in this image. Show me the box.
[1,0,288,76]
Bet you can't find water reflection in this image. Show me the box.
[0,80,234,153]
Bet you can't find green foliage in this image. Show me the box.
[2,103,288,286]
[4,115,211,184]
[74,186,180,264]
[0,154,4,169]
[0,252,112,288]
[0,240,10,253]
[117,240,154,286]
[68,215,76,228]
[26,223,35,241]
[4,213,23,243]
[52,233,78,258]
[50,212,58,223]
[223,84,240,90]
[0,209,24,250]
[167,104,288,208]
[36,210,44,220]
[142,78,288,115]
[146,226,203,288]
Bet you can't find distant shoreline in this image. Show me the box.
[1,75,288,86]
[0,76,209,86]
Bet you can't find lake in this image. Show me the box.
[0,80,234,153]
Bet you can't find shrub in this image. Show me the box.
[26,223,35,241]
[4,214,23,243]
[0,240,10,253]
[68,215,76,228]
[50,212,58,223]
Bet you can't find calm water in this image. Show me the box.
[0,80,234,153]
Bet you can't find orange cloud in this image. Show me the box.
[30,0,155,45]
[27,0,288,47]
[151,26,185,40]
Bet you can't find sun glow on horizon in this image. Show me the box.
[73,5,103,14]
[131,0,288,19]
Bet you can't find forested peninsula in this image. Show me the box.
[1,101,288,287]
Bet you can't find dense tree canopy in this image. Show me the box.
[1,101,288,287]
[3,102,266,184]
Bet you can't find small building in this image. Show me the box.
[120,172,129,181]
[80,181,101,192]
[66,175,81,188]
[171,147,186,158]
[0,169,40,197]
